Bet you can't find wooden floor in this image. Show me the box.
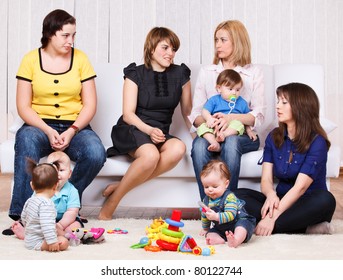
[0,173,342,219]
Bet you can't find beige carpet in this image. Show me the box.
[1,212,343,260]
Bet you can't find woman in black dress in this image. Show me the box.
[99,27,192,220]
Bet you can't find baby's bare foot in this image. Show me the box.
[206,233,226,245]
[226,231,240,248]
[12,221,25,240]
[208,142,221,152]
[216,133,225,143]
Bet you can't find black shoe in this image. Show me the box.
[2,228,14,236]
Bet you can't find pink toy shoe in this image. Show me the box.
[89,227,105,240]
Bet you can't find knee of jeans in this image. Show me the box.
[191,137,209,158]
[223,135,239,148]
[85,143,106,164]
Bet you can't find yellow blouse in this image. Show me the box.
[16,48,96,121]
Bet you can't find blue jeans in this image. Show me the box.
[191,134,260,200]
[9,123,106,220]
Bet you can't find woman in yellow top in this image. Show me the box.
[5,9,106,227]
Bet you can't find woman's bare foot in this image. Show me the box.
[306,222,334,234]
[226,230,242,248]
[98,212,113,221]
[98,198,116,220]
[12,221,25,240]
[102,182,119,197]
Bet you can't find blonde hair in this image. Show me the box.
[47,151,71,168]
[143,27,180,68]
[213,20,251,66]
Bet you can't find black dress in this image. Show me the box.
[107,62,191,157]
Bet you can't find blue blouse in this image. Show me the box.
[261,130,328,196]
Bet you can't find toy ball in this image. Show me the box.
[201,248,211,256]
[192,246,202,255]
[208,246,216,254]
[130,236,151,249]
[140,237,149,244]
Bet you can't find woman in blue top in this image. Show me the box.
[234,82,336,235]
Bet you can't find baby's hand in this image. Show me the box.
[205,209,219,221]
[198,201,210,213]
[206,117,216,128]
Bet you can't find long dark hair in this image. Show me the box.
[41,9,76,48]
[272,82,330,153]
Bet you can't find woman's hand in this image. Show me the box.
[212,112,229,133]
[45,127,64,150]
[255,215,275,236]
[51,128,74,151]
[261,191,280,219]
[149,128,166,144]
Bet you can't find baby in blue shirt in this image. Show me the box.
[197,69,257,152]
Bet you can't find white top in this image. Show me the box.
[21,195,57,250]
[188,61,266,131]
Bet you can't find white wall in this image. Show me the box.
[1,0,342,166]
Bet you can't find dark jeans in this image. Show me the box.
[234,188,336,233]
[191,134,260,199]
[9,123,106,220]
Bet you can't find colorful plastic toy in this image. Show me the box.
[145,217,167,239]
[144,245,161,252]
[132,210,215,256]
[107,228,128,234]
[130,237,151,249]
[198,201,209,213]
[178,235,197,253]
[89,227,105,239]
[156,210,185,251]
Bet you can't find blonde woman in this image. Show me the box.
[190,20,265,198]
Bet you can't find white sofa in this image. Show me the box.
[0,63,341,209]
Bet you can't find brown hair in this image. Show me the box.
[143,27,180,68]
[41,9,76,48]
[216,69,243,88]
[200,159,231,181]
[26,158,59,191]
[272,82,330,152]
[213,20,251,66]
